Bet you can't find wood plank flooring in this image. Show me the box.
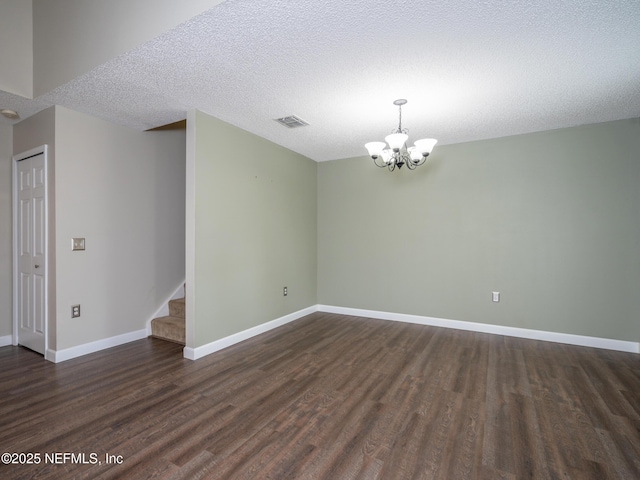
[1,312,639,479]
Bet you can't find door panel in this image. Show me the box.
[20,272,30,329]
[34,274,45,334]
[20,199,30,255]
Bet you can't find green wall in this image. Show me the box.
[191,111,317,347]
[318,119,640,343]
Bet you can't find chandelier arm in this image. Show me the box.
[407,152,421,170]
[372,156,388,168]
[400,151,413,169]
[414,154,428,167]
[389,154,398,171]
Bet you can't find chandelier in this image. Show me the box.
[365,99,437,171]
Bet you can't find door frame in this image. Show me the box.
[12,145,49,354]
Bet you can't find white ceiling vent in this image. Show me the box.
[274,115,309,128]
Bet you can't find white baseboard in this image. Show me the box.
[0,335,12,347]
[146,280,186,335]
[41,304,635,363]
[183,305,318,360]
[318,305,640,354]
[46,329,148,363]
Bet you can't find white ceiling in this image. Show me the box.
[2,0,640,162]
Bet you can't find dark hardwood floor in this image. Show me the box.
[1,312,639,479]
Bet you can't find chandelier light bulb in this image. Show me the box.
[408,146,423,162]
[385,133,408,152]
[364,141,386,159]
[414,138,438,156]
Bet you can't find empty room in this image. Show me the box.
[1,1,639,479]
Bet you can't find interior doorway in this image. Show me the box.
[13,145,48,355]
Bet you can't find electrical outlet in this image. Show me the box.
[283,286,288,296]
[71,304,81,318]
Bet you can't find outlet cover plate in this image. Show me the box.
[71,304,81,318]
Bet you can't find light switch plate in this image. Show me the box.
[72,238,85,251]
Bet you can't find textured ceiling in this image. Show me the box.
[2,0,640,161]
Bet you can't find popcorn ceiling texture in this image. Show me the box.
[0,90,51,124]
[3,0,640,161]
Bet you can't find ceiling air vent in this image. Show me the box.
[274,115,309,128]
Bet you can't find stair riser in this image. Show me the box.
[151,321,185,344]
[152,333,185,345]
[169,300,185,318]
[151,297,186,345]
[151,317,186,345]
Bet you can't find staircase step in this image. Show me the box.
[151,315,185,345]
[169,298,185,318]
